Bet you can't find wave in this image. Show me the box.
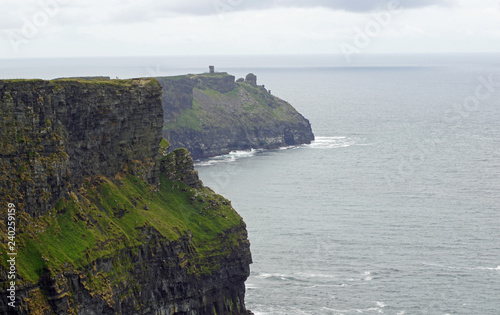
[195,136,371,166]
[346,271,375,282]
[478,265,500,271]
[254,272,315,284]
[255,272,288,279]
[422,263,500,271]
[321,301,387,314]
[245,283,259,290]
[279,145,300,150]
[307,136,363,149]
[294,272,337,279]
[363,271,373,281]
[255,272,298,282]
[376,301,387,308]
[195,148,263,166]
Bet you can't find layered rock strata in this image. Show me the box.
[0,78,252,315]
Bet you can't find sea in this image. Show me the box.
[1,54,499,314]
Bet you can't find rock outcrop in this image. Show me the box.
[0,78,252,314]
[160,148,203,188]
[158,72,314,159]
[244,74,257,86]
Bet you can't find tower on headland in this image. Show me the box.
[245,73,257,86]
[209,65,215,74]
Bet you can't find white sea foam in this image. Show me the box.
[255,272,290,280]
[295,271,337,279]
[279,145,300,150]
[195,148,262,166]
[228,148,263,157]
[304,283,347,289]
[196,136,367,166]
[245,283,258,290]
[478,266,500,271]
[322,301,387,314]
[423,263,500,272]
[363,271,373,281]
[307,136,357,149]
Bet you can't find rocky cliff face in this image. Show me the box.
[158,73,314,159]
[0,79,163,217]
[0,78,252,314]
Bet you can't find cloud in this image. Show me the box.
[0,0,453,31]
[159,0,452,16]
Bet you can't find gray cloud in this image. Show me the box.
[0,0,453,32]
[162,0,452,16]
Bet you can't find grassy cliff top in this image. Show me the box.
[52,77,159,87]
[164,79,305,132]
[157,73,233,82]
[0,78,159,87]
[188,72,231,78]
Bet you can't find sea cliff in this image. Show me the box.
[158,71,314,159]
[0,78,252,314]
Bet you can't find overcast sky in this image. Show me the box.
[1,0,499,59]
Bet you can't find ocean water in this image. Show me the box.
[193,56,500,314]
[2,54,500,314]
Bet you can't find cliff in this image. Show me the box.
[158,72,314,159]
[0,79,252,314]
[0,78,163,218]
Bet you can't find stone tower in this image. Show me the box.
[245,73,257,86]
[209,65,215,74]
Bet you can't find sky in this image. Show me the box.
[1,0,500,59]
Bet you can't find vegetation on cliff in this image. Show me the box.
[0,170,246,282]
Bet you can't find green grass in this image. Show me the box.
[50,78,142,86]
[241,83,267,105]
[164,98,203,131]
[158,75,190,81]
[189,73,232,79]
[198,88,222,100]
[224,87,239,98]
[163,107,202,131]
[0,79,44,83]
[196,86,238,100]
[160,138,169,149]
[0,169,245,284]
[159,138,170,155]
[160,73,302,135]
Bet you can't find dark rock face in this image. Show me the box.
[195,74,236,94]
[0,79,252,315]
[158,77,197,128]
[0,79,163,217]
[159,73,315,159]
[160,148,203,188]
